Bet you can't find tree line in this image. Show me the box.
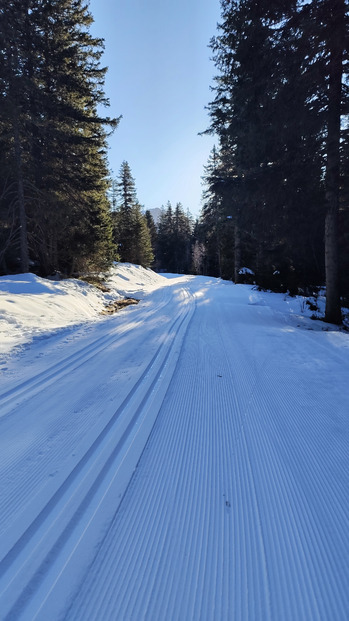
[112,161,195,274]
[198,0,348,324]
[0,0,120,277]
[1,1,348,325]
[0,2,197,279]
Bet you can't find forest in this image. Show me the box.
[0,0,348,324]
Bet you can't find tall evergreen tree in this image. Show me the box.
[200,146,238,279]
[204,0,348,307]
[132,206,154,267]
[0,0,119,276]
[156,203,174,271]
[173,203,192,274]
[113,162,154,267]
[156,202,193,273]
[144,209,157,264]
[113,161,138,261]
[321,0,347,323]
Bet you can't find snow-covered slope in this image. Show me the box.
[0,263,164,356]
[0,266,348,620]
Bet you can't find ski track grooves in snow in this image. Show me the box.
[0,275,348,621]
[0,287,196,620]
[64,284,348,621]
[0,289,174,538]
[0,288,171,417]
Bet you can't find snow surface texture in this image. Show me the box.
[0,264,164,357]
[0,264,348,620]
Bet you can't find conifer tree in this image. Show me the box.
[156,202,193,273]
[173,203,192,273]
[113,162,154,267]
[322,0,347,323]
[156,203,174,271]
[0,0,119,276]
[200,146,233,278]
[204,0,348,303]
[132,206,154,267]
[113,161,138,262]
[145,210,157,264]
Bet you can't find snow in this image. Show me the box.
[0,263,164,357]
[0,265,348,620]
[239,266,255,275]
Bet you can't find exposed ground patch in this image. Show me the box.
[101,298,140,315]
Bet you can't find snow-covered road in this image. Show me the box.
[0,271,348,620]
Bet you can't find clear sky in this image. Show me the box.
[88,0,221,218]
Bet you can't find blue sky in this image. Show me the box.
[88,0,221,217]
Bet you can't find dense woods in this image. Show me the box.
[111,161,154,268]
[0,0,119,277]
[0,0,348,324]
[199,0,349,323]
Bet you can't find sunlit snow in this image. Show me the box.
[0,264,348,620]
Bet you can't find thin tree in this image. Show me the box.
[323,0,346,323]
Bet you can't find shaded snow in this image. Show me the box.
[0,263,164,357]
[0,265,348,620]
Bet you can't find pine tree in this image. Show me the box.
[144,210,157,263]
[200,147,223,277]
[113,162,154,267]
[156,202,193,273]
[322,0,347,323]
[132,206,154,267]
[113,161,138,262]
[0,0,119,276]
[155,203,174,271]
[204,0,348,301]
[0,0,34,272]
[173,203,192,274]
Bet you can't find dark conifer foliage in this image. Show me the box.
[0,0,119,276]
[322,0,347,322]
[200,146,237,279]
[202,0,348,317]
[156,202,193,273]
[144,210,157,264]
[112,162,154,268]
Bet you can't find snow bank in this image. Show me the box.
[0,264,165,356]
[0,264,347,360]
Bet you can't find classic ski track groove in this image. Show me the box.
[0,291,173,535]
[0,278,348,621]
[0,289,171,415]
[65,285,348,621]
[0,288,195,619]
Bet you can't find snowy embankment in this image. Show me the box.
[0,263,165,357]
[0,263,345,359]
[0,264,348,620]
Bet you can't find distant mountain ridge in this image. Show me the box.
[146,207,162,224]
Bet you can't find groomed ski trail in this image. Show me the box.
[66,278,348,621]
[0,275,348,620]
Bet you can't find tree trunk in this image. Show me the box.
[13,116,29,273]
[217,235,222,278]
[234,224,241,282]
[324,0,345,324]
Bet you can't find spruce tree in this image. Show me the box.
[204,0,348,301]
[133,206,154,267]
[156,202,193,273]
[322,0,347,323]
[0,0,119,276]
[0,0,34,272]
[113,161,138,262]
[144,210,157,264]
[156,203,174,271]
[113,162,154,267]
[200,146,234,278]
